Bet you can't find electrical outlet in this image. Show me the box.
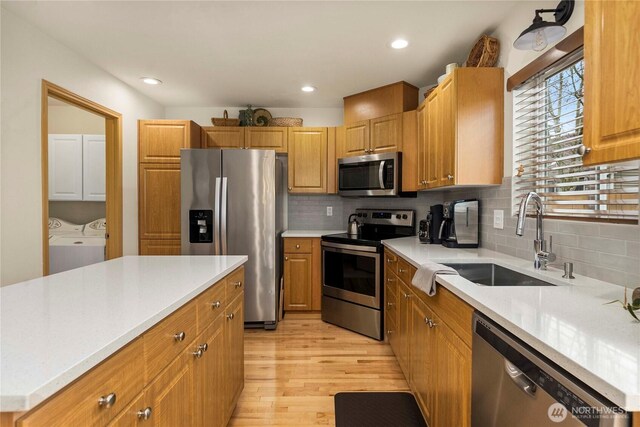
[493,210,504,230]
[326,206,333,217]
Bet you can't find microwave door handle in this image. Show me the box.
[378,160,386,189]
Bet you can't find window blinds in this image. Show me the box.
[513,49,639,220]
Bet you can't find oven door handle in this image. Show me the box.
[378,161,386,189]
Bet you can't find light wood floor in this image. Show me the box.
[228,313,410,426]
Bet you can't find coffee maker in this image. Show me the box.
[440,199,479,248]
[419,204,444,244]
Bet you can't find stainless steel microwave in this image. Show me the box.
[338,152,400,196]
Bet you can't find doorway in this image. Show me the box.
[41,80,123,275]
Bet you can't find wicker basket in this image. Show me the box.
[211,110,240,126]
[466,35,500,67]
[268,117,303,127]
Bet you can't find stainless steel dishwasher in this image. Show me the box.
[472,313,630,427]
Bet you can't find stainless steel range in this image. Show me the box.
[321,209,415,340]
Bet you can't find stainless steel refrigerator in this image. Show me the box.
[181,149,287,329]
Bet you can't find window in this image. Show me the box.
[513,49,639,220]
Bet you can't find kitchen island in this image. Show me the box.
[0,255,247,426]
[383,237,640,422]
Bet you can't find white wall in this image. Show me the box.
[165,107,343,128]
[490,0,585,177]
[0,8,165,285]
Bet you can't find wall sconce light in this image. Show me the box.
[513,0,574,52]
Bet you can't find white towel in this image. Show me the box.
[411,262,459,296]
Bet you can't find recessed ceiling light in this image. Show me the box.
[391,39,409,49]
[141,77,162,85]
[301,86,316,92]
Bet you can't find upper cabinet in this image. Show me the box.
[583,1,640,165]
[48,134,106,202]
[418,68,504,190]
[339,113,404,158]
[288,127,328,193]
[201,126,288,153]
[343,81,418,124]
[139,120,201,163]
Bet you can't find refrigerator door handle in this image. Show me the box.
[221,177,228,255]
[214,177,221,255]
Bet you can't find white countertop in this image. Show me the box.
[383,237,640,411]
[0,255,247,412]
[282,230,345,238]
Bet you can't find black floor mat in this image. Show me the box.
[334,392,428,427]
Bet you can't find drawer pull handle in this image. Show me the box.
[399,268,406,273]
[387,278,395,283]
[193,349,204,358]
[387,258,396,264]
[234,281,242,288]
[227,313,235,320]
[137,407,152,420]
[403,293,412,299]
[211,301,221,309]
[173,331,186,342]
[296,244,300,249]
[98,392,116,408]
[387,330,394,335]
[387,302,395,307]
[198,343,209,353]
[427,319,438,328]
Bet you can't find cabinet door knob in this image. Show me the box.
[296,244,300,249]
[387,330,394,335]
[234,281,242,288]
[387,277,395,282]
[137,407,152,420]
[288,187,292,191]
[173,331,186,342]
[227,313,235,320]
[387,302,395,307]
[387,258,396,264]
[211,301,221,309]
[447,174,454,180]
[398,268,406,273]
[198,343,209,353]
[192,349,204,358]
[98,392,116,408]
[285,256,289,261]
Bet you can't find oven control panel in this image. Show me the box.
[355,209,415,227]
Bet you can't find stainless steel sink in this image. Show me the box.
[443,263,555,287]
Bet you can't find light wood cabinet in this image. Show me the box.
[138,163,181,241]
[343,81,418,125]
[370,113,403,154]
[139,120,200,163]
[339,114,403,158]
[138,120,200,255]
[416,104,428,190]
[418,68,503,190]
[343,120,370,157]
[245,127,288,152]
[287,127,328,193]
[201,126,245,149]
[401,110,419,192]
[284,253,312,311]
[583,0,640,165]
[10,269,245,427]
[194,316,226,427]
[283,238,321,311]
[425,90,440,188]
[224,293,244,420]
[138,239,181,255]
[384,249,473,427]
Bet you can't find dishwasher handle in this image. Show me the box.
[505,360,537,398]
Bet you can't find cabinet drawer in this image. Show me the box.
[225,267,245,304]
[422,285,473,348]
[397,257,413,284]
[197,281,226,333]
[284,238,312,253]
[144,300,197,382]
[384,250,398,274]
[18,339,145,427]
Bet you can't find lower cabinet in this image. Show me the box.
[14,268,245,427]
[384,249,472,427]
[283,238,321,311]
[225,293,245,420]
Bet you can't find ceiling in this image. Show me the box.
[3,1,521,108]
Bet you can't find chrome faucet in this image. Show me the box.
[516,192,556,270]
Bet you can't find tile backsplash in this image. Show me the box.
[288,178,640,287]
